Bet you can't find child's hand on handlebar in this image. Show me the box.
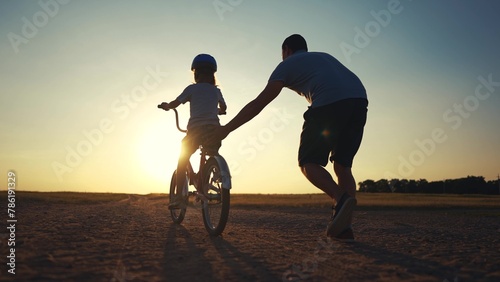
[158,102,170,111]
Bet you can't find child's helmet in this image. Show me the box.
[191,54,217,72]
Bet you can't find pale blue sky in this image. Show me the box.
[1,0,499,194]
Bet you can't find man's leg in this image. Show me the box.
[302,162,356,238]
[333,162,356,227]
[300,163,344,202]
[333,162,356,198]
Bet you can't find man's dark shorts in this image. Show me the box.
[298,98,368,168]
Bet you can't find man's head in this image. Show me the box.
[282,34,308,60]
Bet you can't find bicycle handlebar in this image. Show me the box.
[157,105,187,133]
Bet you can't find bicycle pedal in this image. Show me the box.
[195,194,208,202]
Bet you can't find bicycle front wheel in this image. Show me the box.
[201,157,230,236]
[169,170,187,224]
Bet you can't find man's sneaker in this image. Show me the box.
[168,195,187,210]
[332,227,355,242]
[326,193,357,237]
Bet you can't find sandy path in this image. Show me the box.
[1,194,499,281]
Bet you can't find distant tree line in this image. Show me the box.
[358,176,500,195]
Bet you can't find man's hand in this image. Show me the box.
[208,125,230,143]
[158,102,170,111]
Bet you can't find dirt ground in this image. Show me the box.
[1,193,499,282]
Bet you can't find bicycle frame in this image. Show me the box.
[185,136,232,196]
[185,148,207,193]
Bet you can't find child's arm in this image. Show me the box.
[158,99,181,111]
[218,100,227,115]
[218,91,227,114]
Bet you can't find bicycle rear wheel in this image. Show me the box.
[201,157,230,236]
[169,170,187,224]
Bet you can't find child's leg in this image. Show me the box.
[176,155,189,195]
[176,134,196,195]
[168,142,193,209]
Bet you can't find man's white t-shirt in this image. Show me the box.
[269,51,367,108]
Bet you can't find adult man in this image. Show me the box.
[210,34,368,240]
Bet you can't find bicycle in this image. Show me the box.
[157,105,232,236]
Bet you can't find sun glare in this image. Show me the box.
[136,121,182,183]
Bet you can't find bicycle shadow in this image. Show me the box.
[161,222,216,281]
[208,236,281,281]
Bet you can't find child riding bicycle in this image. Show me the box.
[158,54,227,209]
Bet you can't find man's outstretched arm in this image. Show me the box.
[214,80,284,140]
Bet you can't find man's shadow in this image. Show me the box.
[345,241,459,280]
